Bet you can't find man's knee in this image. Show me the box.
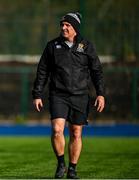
[52,127,63,137]
[69,124,82,140]
[51,118,65,138]
[52,124,64,138]
[70,129,82,141]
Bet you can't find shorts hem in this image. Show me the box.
[67,119,88,126]
[50,116,67,120]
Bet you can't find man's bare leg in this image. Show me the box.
[51,118,66,156]
[68,124,83,163]
[51,118,67,178]
[67,124,83,178]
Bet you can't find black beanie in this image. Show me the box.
[60,12,82,34]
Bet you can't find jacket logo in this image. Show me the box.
[76,43,84,52]
[56,45,62,49]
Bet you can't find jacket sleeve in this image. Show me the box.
[87,42,105,97]
[32,43,52,99]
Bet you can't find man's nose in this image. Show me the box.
[62,24,66,30]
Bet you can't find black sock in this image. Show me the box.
[57,154,65,165]
[69,162,77,170]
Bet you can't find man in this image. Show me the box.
[32,12,105,179]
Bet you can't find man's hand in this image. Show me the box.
[33,98,43,112]
[94,96,105,112]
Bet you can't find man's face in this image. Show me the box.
[60,21,77,40]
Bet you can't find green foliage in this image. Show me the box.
[0,0,138,60]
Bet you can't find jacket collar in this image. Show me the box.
[58,34,83,45]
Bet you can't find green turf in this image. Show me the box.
[0,137,139,179]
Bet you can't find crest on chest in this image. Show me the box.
[76,43,84,52]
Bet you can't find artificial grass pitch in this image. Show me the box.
[0,137,139,179]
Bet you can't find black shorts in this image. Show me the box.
[49,94,90,125]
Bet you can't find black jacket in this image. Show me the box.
[32,35,105,99]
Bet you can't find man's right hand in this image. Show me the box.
[33,98,43,112]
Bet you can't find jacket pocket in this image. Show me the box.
[72,51,88,66]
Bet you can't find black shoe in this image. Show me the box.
[67,167,79,179]
[55,163,67,179]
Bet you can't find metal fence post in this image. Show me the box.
[79,0,85,35]
[20,71,29,118]
[132,68,139,120]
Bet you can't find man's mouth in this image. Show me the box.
[63,30,68,34]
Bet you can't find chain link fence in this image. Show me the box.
[0,0,138,61]
[0,0,139,124]
[0,66,138,124]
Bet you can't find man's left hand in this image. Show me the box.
[94,96,105,112]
